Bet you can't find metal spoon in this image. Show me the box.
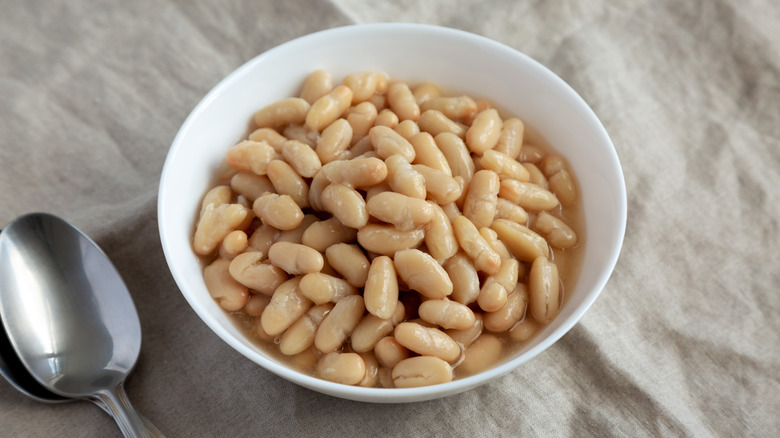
[0,213,161,437]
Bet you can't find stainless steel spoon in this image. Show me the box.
[0,213,160,437]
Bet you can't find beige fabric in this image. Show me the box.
[2,1,778,436]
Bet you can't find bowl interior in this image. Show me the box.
[158,23,626,403]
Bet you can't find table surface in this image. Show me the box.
[1,1,778,437]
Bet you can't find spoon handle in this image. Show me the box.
[93,383,162,438]
[88,399,165,437]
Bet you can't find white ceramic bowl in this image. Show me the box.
[158,23,626,403]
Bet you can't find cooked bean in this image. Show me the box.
[356,224,424,256]
[480,149,531,182]
[409,131,452,175]
[385,154,427,200]
[463,169,500,229]
[267,159,309,208]
[279,304,333,355]
[282,124,317,148]
[394,119,420,140]
[230,171,274,202]
[419,299,475,330]
[319,157,388,188]
[495,198,529,225]
[499,179,559,211]
[548,169,577,207]
[218,229,247,260]
[541,154,566,177]
[490,219,549,262]
[458,334,502,375]
[523,162,549,189]
[317,351,366,385]
[528,256,560,324]
[248,127,287,152]
[394,322,461,363]
[441,202,461,221]
[261,277,312,336]
[374,108,399,128]
[370,125,416,162]
[305,85,353,132]
[483,283,527,332]
[445,314,484,348]
[252,193,303,231]
[244,293,271,316]
[356,352,380,387]
[465,108,502,154]
[346,102,377,144]
[325,243,370,288]
[412,164,463,205]
[452,215,501,275]
[479,227,513,261]
[519,144,545,163]
[321,183,368,229]
[477,278,507,312]
[444,253,480,305]
[412,82,441,104]
[366,191,433,230]
[392,356,453,388]
[246,223,278,256]
[425,202,459,264]
[494,117,525,159]
[203,258,249,311]
[387,81,420,121]
[276,214,319,244]
[229,251,288,295]
[267,241,324,275]
[363,256,399,319]
[225,140,276,176]
[373,336,410,369]
[419,95,478,121]
[534,211,578,249]
[315,295,365,353]
[300,69,333,104]
[281,140,321,178]
[253,97,310,129]
[343,71,384,104]
[393,249,453,299]
[308,171,329,211]
[351,301,405,353]
[194,203,249,255]
[417,109,467,138]
[316,118,353,164]
[299,272,357,305]
[509,318,540,342]
[435,132,475,183]
[302,217,358,252]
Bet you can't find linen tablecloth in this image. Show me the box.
[1,1,778,436]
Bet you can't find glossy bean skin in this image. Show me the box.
[445,314,484,348]
[302,217,358,252]
[418,299,476,330]
[458,333,502,375]
[347,102,377,144]
[230,171,274,202]
[252,192,304,231]
[315,295,366,353]
[267,159,310,208]
[409,131,452,176]
[281,139,322,178]
[300,69,333,104]
[499,179,559,211]
[452,215,501,275]
[394,322,461,363]
[343,71,385,104]
[393,249,453,299]
[528,256,560,324]
[253,98,310,129]
[363,256,399,319]
[319,157,388,188]
[306,85,353,132]
[387,81,420,121]
[373,336,410,369]
[203,258,249,311]
[483,283,527,332]
[419,95,478,122]
[548,169,577,207]
[412,164,463,205]
[321,183,369,229]
[351,302,405,353]
[495,198,529,225]
[229,251,288,295]
[392,356,453,388]
[261,277,313,336]
[193,203,249,255]
[299,272,357,305]
[494,117,525,159]
[444,253,480,305]
[490,219,550,262]
[480,149,530,182]
[417,109,467,138]
[356,224,425,256]
[279,304,333,355]
[435,132,475,183]
[325,243,370,288]
[425,202,459,264]
[370,125,416,162]
[465,108,502,154]
[267,241,324,275]
[248,127,287,152]
[316,118,353,164]
[366,191,433,230]
[385,154,427,200]
[534,211,578,249]
[463,169,500,229]
[317,351,366,385]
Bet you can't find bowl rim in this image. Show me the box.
[158,22,627,402]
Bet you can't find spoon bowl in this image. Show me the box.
[0,213,155,437]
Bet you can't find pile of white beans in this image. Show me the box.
[193,70,582,388]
